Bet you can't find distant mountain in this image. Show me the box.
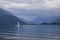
[53,16,60,23]
[40,16,60,25]
[33,16,60,25]
[32,16,58,24]
[18,16,60,25]
[8,8,60,25]
[0,8,25,26]
[19,16,60,25]
[19,18,37,25]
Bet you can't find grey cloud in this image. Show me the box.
[0,0,60,21]
[0,0,60,9]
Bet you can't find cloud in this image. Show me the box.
[16,15,37,21]
[0,0,60,9]
[0,0,60,21]
[0,0,29,9]
[21,16,37,21]
[4,3,29,9]
[27,0,59,9]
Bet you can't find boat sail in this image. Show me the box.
[17,22,20,34]
[17,22,20,27]
[16,22,20,27]
[16,22,20,35]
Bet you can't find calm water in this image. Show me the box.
[0,25,60,40]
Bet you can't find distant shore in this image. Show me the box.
[40,23,60,25]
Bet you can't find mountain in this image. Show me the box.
[0,8,25,27]
[53,16,60,23]
[19,18,36,25]
[8,8,60,25]
[40,16,60,25]
[19,16,60,25]
[32,16,58,24]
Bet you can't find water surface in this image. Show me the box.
[0,25,60,40]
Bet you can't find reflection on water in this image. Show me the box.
[0,25,60,40]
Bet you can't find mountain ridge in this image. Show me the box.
[0,8,25,26]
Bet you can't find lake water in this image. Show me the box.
[0,25,60,40]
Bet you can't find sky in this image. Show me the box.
[0,0,60,21]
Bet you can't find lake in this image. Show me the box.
[0,25,60,40]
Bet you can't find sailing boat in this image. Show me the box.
[16,22,20,31]
[17,22,20,27]
[15,22,20,35]
[18,22,20,34]
[17,22,20,34]
[16,22,20,27]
